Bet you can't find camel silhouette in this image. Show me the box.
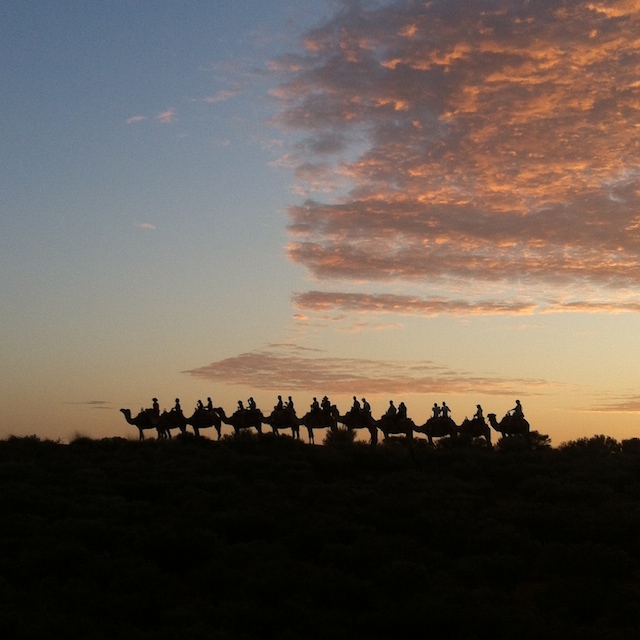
[120,408,168,440]
[298,407,338,444]
[415,416,457,445]
[187,407,223,439]
[215,406,263,435]
[488,413,530,438]
[262,407,301,439]
[458,416,492,446]
[336,407,378,444]
[377,414,414,441]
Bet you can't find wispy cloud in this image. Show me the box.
[156,107,176,124]
[292,291,640,317]
[273,0,640,314]
[204,89,239,104]
[294,291,537,317]
[581,393,640,413]
[66,400,112,410]
[135,222,156,230]
[184,344,549,396]
[126,115,146,124]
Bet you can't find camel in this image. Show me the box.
[187,407,223,439]
[262,407,301,439]
[415,416,457,445]
[298,408,338,444]
[487,413,530,438]
[377,414,414,441]
[215,407,263,436]
[120,408,168,440]
[336,408,378,444]
[156,409,188,438]
[458,417,492,446]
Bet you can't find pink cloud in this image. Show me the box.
[272,1,640,312]
[184,344,550,396]
[126,115,146,124]
[293,291,537,317]
[156,108,176,124]
[203,89,239,103]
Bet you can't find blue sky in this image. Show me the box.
[3,0,640,444]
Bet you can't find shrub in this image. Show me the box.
[559,434,621,456]
[322,427,356,446]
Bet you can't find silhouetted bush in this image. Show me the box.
[2,434,640,638]
[621,437,640,454]
[322,427,356,446]
[495,431,552,453]
[559,434,621,456]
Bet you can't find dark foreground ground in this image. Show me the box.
[1,433,640,640]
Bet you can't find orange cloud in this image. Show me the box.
[272,1,640,313]
[293,291,536,316]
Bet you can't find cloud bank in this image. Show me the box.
[273,0,640,315]
[185,344,549,396]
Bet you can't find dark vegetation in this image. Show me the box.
[1,432,640,639]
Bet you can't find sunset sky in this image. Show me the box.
[3,0,640,445]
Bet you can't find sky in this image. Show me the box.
[2,0,640,445]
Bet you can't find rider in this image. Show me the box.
[206,397,214,411]
[286,396,295,411]
[237,400,245,412]
[362,397,371,414]
[431,403,441,419]
[248,397,257,411]
[397,402,407,419]
[351,396,361,413]
[196,399,204,411]
[510,399,524,419]
[174,398,182,416]
[310,397,320,412]
[276,395,284,411]
[474,404,484,422]
[321,396,331,413]
[441,401,451,419]
[152,397,160,417]
[386,400,397,417]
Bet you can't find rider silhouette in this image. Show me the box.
[362,397,371,414]
[321,396,331,412]
[311,397,320,412]
[441,402,451,419]
[196,399,204,411]
[474,404,484,421]
[510,399,524,419]
[174,398,182,416]
[386,400,397,417]
[351,396,361,412]
[248,397,257,411]
[397,402,407,419]
[206,397,214,411]
[152,398,160,417]
[276,395,284,411]
[431,403,441,419]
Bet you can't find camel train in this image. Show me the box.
[120,397,530,446]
